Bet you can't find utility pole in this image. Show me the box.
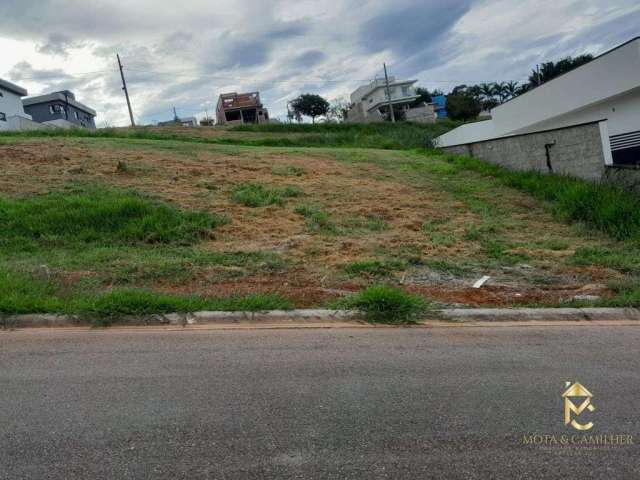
[117,53,136,127]
[173,106,179,122]
[383,63,396,123]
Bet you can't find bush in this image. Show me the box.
[337,285,430,324]
[0,185,226,248]
[231,183,303,207]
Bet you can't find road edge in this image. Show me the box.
[2,307,640,329]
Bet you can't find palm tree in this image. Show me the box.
[493,82,509,103]
[504,81,520,100]
[479,83,495,102]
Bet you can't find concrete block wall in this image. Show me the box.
[442,122,607,182]
[603,167,640,192]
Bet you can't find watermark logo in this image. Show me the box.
[520,381,634,451]
[563,382,595,431]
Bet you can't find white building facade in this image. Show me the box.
[436,37,640,166]
[0,78,33,131]
[347,77,421,123]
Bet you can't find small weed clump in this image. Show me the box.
[231,183,303,207]
[342,215,388,232]
[272,165,305,177]
[337,285,430,324]
[343,259,405,277]
[295,204,338,234]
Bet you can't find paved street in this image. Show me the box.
[1,325,639,479]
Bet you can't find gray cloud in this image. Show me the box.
[36,32,86,57]
[292,50,326,68]
[2,0,639,126]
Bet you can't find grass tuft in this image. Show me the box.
[336,285,430,324]
[272,165,306,177]
[231,183,303,207]
[294,204,339,234]
[343,259,405,277]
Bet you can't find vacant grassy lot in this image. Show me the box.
[1,125,639,316]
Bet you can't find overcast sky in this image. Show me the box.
[2,0,639,126]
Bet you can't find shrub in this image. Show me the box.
[231,183,303,207]
[337,285,430,324]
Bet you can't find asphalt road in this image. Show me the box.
[1,325,639,479]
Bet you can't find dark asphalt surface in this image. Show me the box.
[1,325,639,479]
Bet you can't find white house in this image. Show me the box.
[0,78,34,131]
[436,37,640,166]
[346,77,421,123]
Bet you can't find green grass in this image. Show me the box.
[342,215,388,232]
[231,183,303,207]
[0,186,293,320]
[569,246,640,274]
[0,185,226,248]
[0,121,460,151]
[294,204,339,234]
[336,285,430,324]
[439,153,640,241]
[295,204,388,236]
[0,268,292,323]
[343,259,405,277]
[598,279,640,307]
[230,121,460,150]
[272,165,306,176]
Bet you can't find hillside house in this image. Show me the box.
[435,37,640,186]
[0,78,34,131]
[23,90,96,129]
[346,77,436,123]
[216,92,269,125]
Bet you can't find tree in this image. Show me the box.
[446,90,482,121]
[327,98,351,122]
[413,87,432,106]
[528,54,593,86]
[290,94,330,124]
[503,81,520,100]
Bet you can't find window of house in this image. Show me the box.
[0,91,4,97]
[402,86,411,97]
[50,104,65,115]
[225,110,241,121]
[74,111,79,120]
[0,112,6,121]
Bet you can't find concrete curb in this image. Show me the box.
[2,308,640,329]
